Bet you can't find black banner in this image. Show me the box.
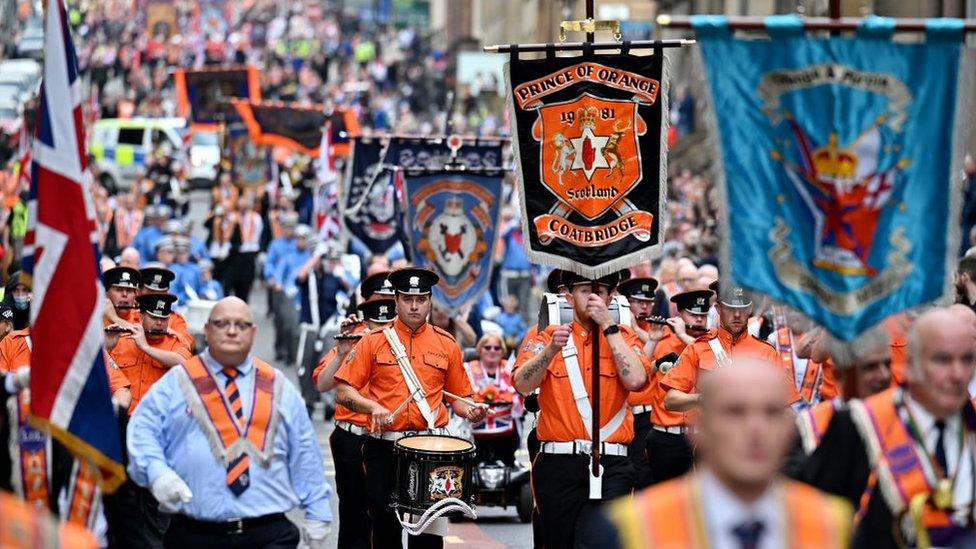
[343,139,399,254]
[175,65,259,125]
[507,52,667,276]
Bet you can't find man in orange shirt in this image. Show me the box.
[139,266,194,349]
[615,276,660,489]
[105,293,192,415]
[644,289,712,485]
[103,266,141,327]
[512,270,651,548]
[662,284,798,413]
[314,294,395,549]
[334,268,485,549]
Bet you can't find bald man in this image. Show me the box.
[128,297,333,548]
[603,363,852,548]
[800,308,976,547]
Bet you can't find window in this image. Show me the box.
[116,128,144,146]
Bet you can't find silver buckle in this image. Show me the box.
[577,441,592,455]
[228,518,244,534]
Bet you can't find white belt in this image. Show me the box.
[539,440,628,457]
[631,405,653,415]
[652,425,689,435]
[335,421,369,437]
[369,427,448,442]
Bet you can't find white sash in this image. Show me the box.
[707,338,733,369]
[561,334,629,439]
[383,328,437,430]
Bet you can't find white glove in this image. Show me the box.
[13,366,29,392]
[150,470,193,513]
[302,520,331,549]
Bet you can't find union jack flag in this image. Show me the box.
[22,0,125,491]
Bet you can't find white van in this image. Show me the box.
[89,118,186,192]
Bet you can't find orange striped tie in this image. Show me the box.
[222,367,249,496]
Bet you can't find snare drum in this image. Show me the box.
[393,435,475,516]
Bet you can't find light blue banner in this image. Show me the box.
[694,15,966,339]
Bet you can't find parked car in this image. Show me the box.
[89,118,187,192]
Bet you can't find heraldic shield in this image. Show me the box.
[402,171,504,314]
[534,94,646,220]
[507,51,668,276]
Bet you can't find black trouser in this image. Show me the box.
[164,513,299,549]
[363,437,442,549]
[646,428,693,485]
[222,251,257,301]
[531,453,635,548]
[330,427,370,549]
[104,412,169,548]
[103,481,170,549]
[628,412,653,489]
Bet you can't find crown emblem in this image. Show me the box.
[696,297,706,306]
[641,284,649,293]
[154,275,162,284]
[732,287,744,297]
[812,133,858,180]
[122,272,130,280]
[576,106,598,129]
[379,305,388,314]
[409,276,419,286]
[156,300,165,309]
[444,197,464,216]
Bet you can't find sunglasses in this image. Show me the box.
[482,345,502,351]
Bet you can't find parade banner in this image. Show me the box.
[693,15,971,339]
[384,137,504,171]
[342,138,400,254]
[232,100,326,156]
[507,52,668,276]
[145,1,177,40]
[402,171,504,314]
[224,122,268,187]
[174,65,261,125]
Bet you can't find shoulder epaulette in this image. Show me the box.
[694,328,718,343]
[430,325,456,341]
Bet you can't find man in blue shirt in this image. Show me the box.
[272,224,313,366]
[264,213,298,362]
[132,204,172,263]
[127,296,332,548]
[496,209,535,325]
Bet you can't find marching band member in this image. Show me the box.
[604,363,853,548]
[643,289,713,485]
[800,308,976,547]
[127,297,333,548]
[334,267,485,549]
[139,266,194,348]
[314,293,396,549]
[615,276,660,488]
[512,270,650,547]
[103,266,142,328]
[662,284,801,414]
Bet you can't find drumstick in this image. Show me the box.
[443,390,488,409]
[385,390,420,425]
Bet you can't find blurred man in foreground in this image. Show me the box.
[604,362,852,548]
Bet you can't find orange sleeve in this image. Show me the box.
[513,326,551,373]
[819,360,839,400]
[6,340,30,372]
[334,336,372,390]
[0,338,13,373]
[662,344,699,393]
[444,340,474,398]
[172,339,193,360]
[622,327,654,387]
[312,348,338,385]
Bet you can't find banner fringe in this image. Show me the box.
[505,51,671,279]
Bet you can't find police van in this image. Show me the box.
[89,118,187,192]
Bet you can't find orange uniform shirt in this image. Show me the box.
[662,327,801,403]
[110,333,192,414]
[314,327,370,428]
[0,330,129,396]
[517,321,653,444]
[627,321,683,407]
[334,318,473,432]
[647,331,690,427]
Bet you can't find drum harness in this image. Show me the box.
[382,327,478,535]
